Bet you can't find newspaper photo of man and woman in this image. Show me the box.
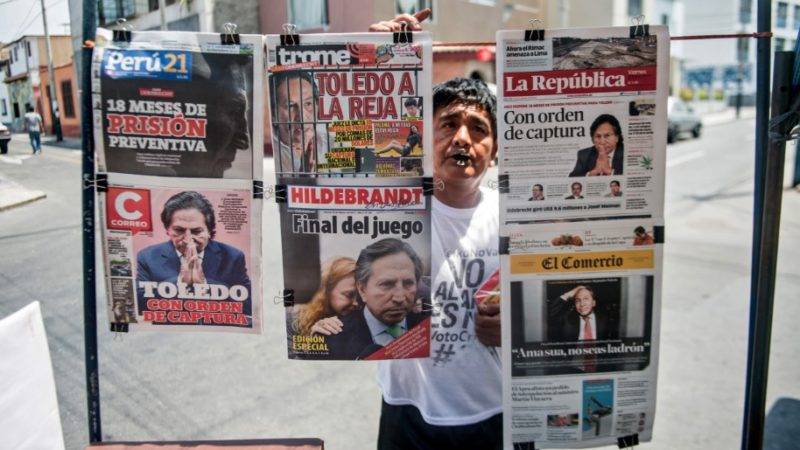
[279,177,432,360]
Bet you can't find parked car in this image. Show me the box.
[0,123,11,154]
[667,97,702,143]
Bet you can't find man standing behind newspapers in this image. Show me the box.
[370,10,503,449]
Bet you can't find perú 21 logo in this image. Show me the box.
[106,187,152,233]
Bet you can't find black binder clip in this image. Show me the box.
[110,323,129,333]
[253,180,264,199]
[280,23,299,46]
[422,177,434,196]
[84,173,108,192]
[524,18,544,42]
[112,19,132,43]
[497,174,510,194]
[654,225,665,244]
[279,289,295,307]
[629,15,650,38]
[393,21,413,44]
[617,434,640,448]
[220,22,240,45]
[499,236,510,255]
[275,184,288,203]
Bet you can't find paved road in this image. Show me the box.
[0,119,798,449]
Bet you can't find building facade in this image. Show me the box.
[93,0,260,33]
[1,35,75,134]
[682,0,798,105]
[0,51,12,126]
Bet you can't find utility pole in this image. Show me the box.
[159,0,167,30]
[40,0,62,141]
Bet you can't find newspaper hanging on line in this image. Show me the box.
[265,32,433,177]
[278,177,432,360]
[91,28,264,179]
[92,29,264,333]
[496,26,669,448]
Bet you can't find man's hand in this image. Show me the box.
[179,241,195,284]
[562,285,586,300]
[310,316,344,336]
[588,157,612,176]
[179,240,206,285]
[368,9,431,32]
[475,301,501,347]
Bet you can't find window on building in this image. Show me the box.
[775,37,786,51]
[661,14,669,26]
[396,0,434,23]
[740,0,752,24]
[287,0,328,30]
[628,0,643,16]
[794,5,800,28]
[97,0,136,26]
[777,2,788,28]
[12,47,17,63]
[61,80,75,118]
[1,99,7,116]
[26,41,31,57]
[13,102,20,119]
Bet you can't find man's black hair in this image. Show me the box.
[533,183,544,190]
[571,182,583,190]
[355,238,423,287]
[433,77,497,137]
[26,104,34,112]
[161,191,216,239]
[634,226,646,235]
[269,70,319,117]
[404,97,419,107]
[589,114,624,145]
[610,180,620,187]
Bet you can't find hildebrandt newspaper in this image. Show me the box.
[266,33,432,177]
[496,26,668,448]
[278,178,432,360]
[92,29,264,333]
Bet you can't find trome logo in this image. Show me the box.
[277,45,351,66]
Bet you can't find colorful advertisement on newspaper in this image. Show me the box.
[266,33,432,177]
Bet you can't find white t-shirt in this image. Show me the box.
[377,188,501,426]
[24,112,42,132]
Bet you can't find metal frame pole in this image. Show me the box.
[740,0,795,445]
[81,0,102,443]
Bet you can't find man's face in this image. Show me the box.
[358,252,418,325]
[206,85,249,175]
[532,185,543,199]
[406,104,419,117]
[592,122,619,156]
[610,182,621,195]
[571,183,583,197]
[574,288,596,317]
[275,77,316,155]
[433,102,496,186]
[167,208,211,255]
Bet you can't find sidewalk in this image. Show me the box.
[701,106,756,127]
[0,176,46,211]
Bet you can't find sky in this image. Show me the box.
[0,0,73,44]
